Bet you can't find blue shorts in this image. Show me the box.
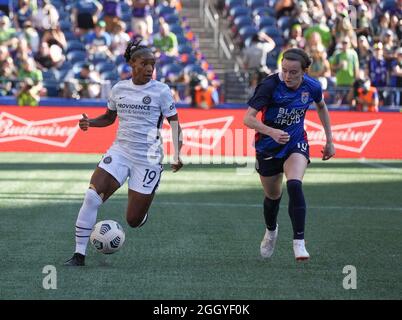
[256,142,310,177]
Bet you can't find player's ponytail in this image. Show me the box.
[124,39,152,63]
[282,48,312,70]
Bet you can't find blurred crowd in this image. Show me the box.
[216,0,402,110]
[0,0,220,108]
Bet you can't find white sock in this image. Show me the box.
[75,188,103,255]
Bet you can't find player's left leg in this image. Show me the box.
[283,153,310,260]
[126,190,155,228]
[125,163,163,228]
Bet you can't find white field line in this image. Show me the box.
[1,197,401,212]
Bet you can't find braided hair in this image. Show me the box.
[282,48,312,70]
[124,39,152,63]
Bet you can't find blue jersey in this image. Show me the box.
[248,73,323,158]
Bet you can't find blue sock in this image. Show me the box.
[263,196,281,231]
[286,179,306,240]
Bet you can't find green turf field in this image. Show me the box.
[0,153,401,300]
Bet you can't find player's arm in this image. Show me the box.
[167,113,183,172]
[243,107,290,144]
[79,109,117,131]
[315,100,335,160]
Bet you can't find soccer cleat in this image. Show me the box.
[64,253,85,266]
[293,239,310,261]
[260,225,278,258]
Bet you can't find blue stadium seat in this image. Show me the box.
[95,62,116,74]
[101,71,119,80]
[252,7,276,18]
[257,16,276,29]
[178,44,193,55]
[229,6,251,20]
[277,15,291,30]
[159,55,177,66]
[66,41,85,53]
[234,15,254,31]
[272,36,284,48]
[64,31,78,41]
[260,26,282,38]
[176,34,189,45]
[247,0,266,10]
[115,55,126,65]
[66,50,87,64]
[161,63,183,77]
[238,25,258,40]
[60,20,72,32]
[164,13,180,25]
[169,24,184,36]
[184,64,204,75]
[155,5,176,17]
[225,0,246,10]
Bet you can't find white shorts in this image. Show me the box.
[98,151,163,195]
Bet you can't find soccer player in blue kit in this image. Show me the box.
[243,48,335,260]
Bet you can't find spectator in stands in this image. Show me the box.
[41,23,67,51]
[32,0,59,33]
[305,31,325,55]
[153,21,178,57]
[84,20,113,60]
[13,37,33,66]
[367,42,388,88]
[308,46,331,90]
[331,12,357,49]
[372,12,390,43]
[304,18,332,49]
[382,30,397,62]
[356,35,371,74]
[130,0,154,36]
[0,15,17,46]
[102,0,121,33]
[193,75,219,109]
[289,24,306,49]
[354,3,372,38]
[391,47,402,106]
[242,33,276,88]
[63,63,101,99]
[16,77,40,106]
[0,55,16,96]
[354,78,379,112]
[71,0,103,37]
[330,36,359,87]
[34,41,64,70]
[110,21,131,56]
[294,1,312,29]
[132,20,152,46]
[22,20,40,53]
[13,0,33,30]
[17,57,44,95]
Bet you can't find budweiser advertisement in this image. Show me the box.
[0,106,401,159]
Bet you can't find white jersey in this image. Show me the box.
[107,79,177,164]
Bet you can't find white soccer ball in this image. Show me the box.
[90,220,125,254]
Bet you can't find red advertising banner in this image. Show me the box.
[0,106,401,159]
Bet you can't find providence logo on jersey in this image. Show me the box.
[301,92,309,104]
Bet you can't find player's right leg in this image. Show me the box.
[64,154,126,266]
[256,155,284,258]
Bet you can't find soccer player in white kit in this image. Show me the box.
[64,40,183,266]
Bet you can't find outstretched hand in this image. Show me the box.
[79,113,90,131]
[321,142,335,160]
[171,158,183,172]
